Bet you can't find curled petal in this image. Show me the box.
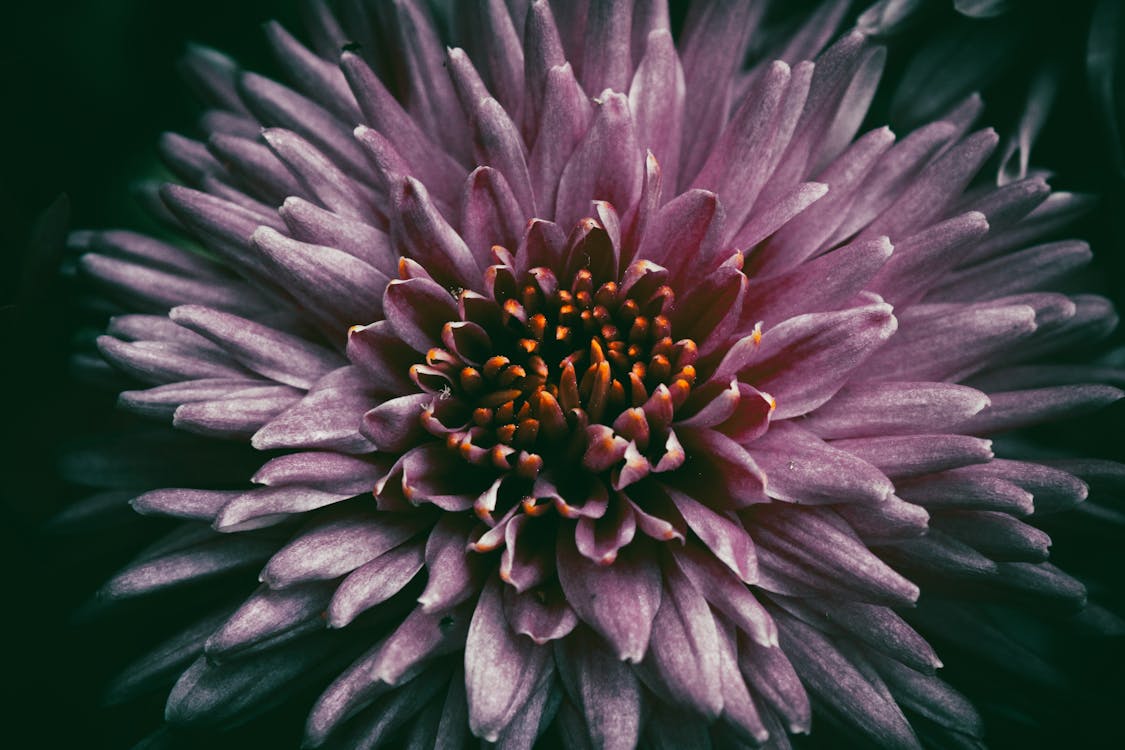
[503,582,578,645]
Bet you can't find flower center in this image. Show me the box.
[414,260,698,484]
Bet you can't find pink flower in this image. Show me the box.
[76,1,1123,747]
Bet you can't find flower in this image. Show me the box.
[67,0,1125,748]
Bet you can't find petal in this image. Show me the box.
[736,300,897,419]
[875,529,998,582]
[468,97,536,219]
[742,235,892,326]
[465,576,552,742]
[772,608,922,749]
[956,384,1123,435]
[209,132,303,206]
[131,488,240,522]
[383,277,460,354]
[858,301,1037,382]
[261,20,359,123]
[502,581,578,645]
[169,305,343,388]
[172,391,302,440]
[737,634,811,734]
[751,505,921,605]
[675,428,769,509]
[673,544,775,647]
[260,512,428,588]
[773,595,941,674]
[239,72,368,178]
[213,486,356,532]
[492,668,561,750]
[692,61,791,229]
[392,177,482,290]
[575,495,637,565]
[328,542,426,628]
[251,225,389,333]
[936,240,1092,304]
[376,443,490,513]
[748,421,895,505]
[371,603,473,685]
[251,451,385,495]
[868,651,983,737]
[665,485,757,584]
[555,627,643,750]
[340,51,463,201]
[529,62,592,216]
[931,510,1051,562]
[629,29,685,192]
[259,128,376,222]
[677,0,764,183]
[101,534,276,599]
[166,640,334,727]
[205,582,333,660]
[730,181,828,250]
[460,166,526,270]
[641,558,723,718]
[79,252,262,315]
[581,0,633,94]
[361,393,432,452]
[332,668,449,750]
[868,211,990,307]
[861,128,999,241]
[96,336,251,385]
[713,619,768,744]
[555,92,642,230]
[802,381,990,439]
[418,514,485,613]
[634,189,724,282]
[501,513,556,592]
[556,531,661,663]
[830,434,994,478]
[346,321,418,396]
[836,496,931,544]
[754,125,892,273]
[475,0,526,121]
[105,609,230,705]
[251,368,377,454]
[896,468,1035,516]
[279,196,397,275]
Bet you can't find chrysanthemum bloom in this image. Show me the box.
[69,1,1125,747]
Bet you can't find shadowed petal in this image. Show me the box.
[556,627,642,750]
[772,608,922,749]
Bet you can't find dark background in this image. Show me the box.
[2,1,1124,748]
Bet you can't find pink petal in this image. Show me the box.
[556,531,661,663]
[465,576,552,741]
[555,627,642,750]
